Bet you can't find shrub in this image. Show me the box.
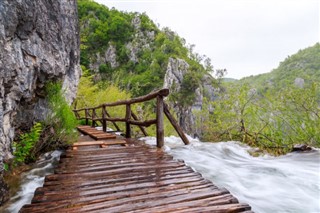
[45,82,78,147]
[13,122,42,165]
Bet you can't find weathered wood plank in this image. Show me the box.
[23,182,216,212]
[45,166,192,182]
[72,140,126,147]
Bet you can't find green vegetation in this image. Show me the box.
[196,43,320,154]
[78,0,212,98]
[44,82,78,148]
[3,163,8,172]
[9,82,77,168]
[13,123,42,165]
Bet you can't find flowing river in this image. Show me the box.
[3,137,320,213]
[144,136,320,213]
[2,150,62,213]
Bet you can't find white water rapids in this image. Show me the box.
[2,150,62,213]
[143,136,320,213]
[2,136,320,213]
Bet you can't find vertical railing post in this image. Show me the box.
[85,108,89,125]
[156,95,164,148]
[92,109,96,127]
[125,104,131,138]
[102,105,107,132]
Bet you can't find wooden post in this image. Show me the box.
[85,109,89,125]
[125,104,131,138]
[163,103,190,145]
[156,95,164,148]
[102,106,107,132]
[92,109,96,127]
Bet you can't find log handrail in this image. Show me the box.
[74,89,169,111]
[73,88,189,147]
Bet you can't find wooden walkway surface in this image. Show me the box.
[20,126,252,213]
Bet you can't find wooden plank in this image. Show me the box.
[90,134,117,140]
[24,182,215,212]
[37,172,203,195]
[72,141,105,146]
[43,170,200,189]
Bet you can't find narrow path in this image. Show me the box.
[20,126,252,213]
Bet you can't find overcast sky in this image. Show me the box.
[95,0,319,79]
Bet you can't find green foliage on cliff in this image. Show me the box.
[44,82,78,147]
[13,123,43,165]
[78,0,211,99]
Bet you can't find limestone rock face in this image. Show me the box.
[90,43,119,72]
[126,16,154,63]
[164,58,189,91]
[0,0,80,204]
[163,58,215,136]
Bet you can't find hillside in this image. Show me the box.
[78,0,214,95]
[239,43,320,91]
[198,43,320,154]
[77,0,218,134]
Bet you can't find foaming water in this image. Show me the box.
[3,150,62,213]
[142,136,320,213]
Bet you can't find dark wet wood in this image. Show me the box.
[21,127,251,212]
[156,95,164,148]
[74,88,170,111]
[77,126,117,140]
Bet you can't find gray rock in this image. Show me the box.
[0,0,80,204]
[125,16,154,63]
[163,58,216,136]
[292,144,312,152]
[294,77,304,88]
[89,43,118,72]
[164,57,189,91]
[132,15,141,30]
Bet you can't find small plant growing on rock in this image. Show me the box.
[44,82,78,148]
[13,122,42,165]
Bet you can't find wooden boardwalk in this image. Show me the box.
[20,126,252,213]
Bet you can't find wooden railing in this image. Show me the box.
[73,89,190,148]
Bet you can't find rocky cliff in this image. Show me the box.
[0,0,81,204]
[164,57,216,136]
